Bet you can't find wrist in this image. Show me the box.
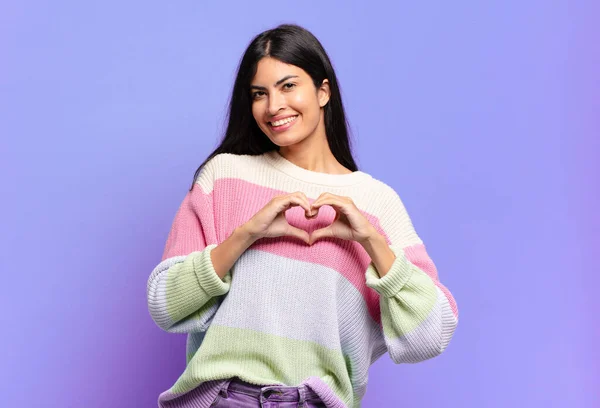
[360,228,384,246]
[360,230,386,257]
[360,231,395,278]
[235,224,259,245]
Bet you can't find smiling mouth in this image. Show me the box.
[269,115,298,128]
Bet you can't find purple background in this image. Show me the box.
[1,1,598,407]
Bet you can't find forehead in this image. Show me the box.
[252,57,307,84]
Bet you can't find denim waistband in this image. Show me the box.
[219,377,322,402]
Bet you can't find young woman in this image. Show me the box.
[147,24,459,408]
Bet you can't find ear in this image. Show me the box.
[318,79,331,108]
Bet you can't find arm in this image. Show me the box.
[146,160,256,333]
[363,190,459,363]
[147,223,255,333]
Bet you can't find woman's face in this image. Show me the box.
[250,57,330,147]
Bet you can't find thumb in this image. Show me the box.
[309,226,332,245]
[286,226,310,245]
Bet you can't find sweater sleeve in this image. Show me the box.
[146,159,232,333]
[365,188,458,363]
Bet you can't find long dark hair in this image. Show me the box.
[189,23,359,191]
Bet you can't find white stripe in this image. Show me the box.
[210,248,384,390]
[198,153,422,248]
[384,286,457,363]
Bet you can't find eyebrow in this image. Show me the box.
[250,75,299,91]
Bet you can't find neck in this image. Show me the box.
[278,115,351,175]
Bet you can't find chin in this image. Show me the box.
[264,130,305,147]
[273,137,309,148]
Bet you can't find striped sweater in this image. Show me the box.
[147,150,459,408]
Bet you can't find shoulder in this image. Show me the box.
[204,152,265,171]
[355,175,422,246]
[193,152,266,187]
[354,173,406,211]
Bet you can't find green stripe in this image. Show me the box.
[165,255,207,322]
[171,325,353,406]
[381,268,437,339]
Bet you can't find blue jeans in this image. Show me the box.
[209,377,327,407]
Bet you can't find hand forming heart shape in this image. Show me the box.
[245,191,378,246]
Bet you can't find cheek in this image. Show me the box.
[251,102,265,124]
[251,103,258,119]
[289,92,318,116]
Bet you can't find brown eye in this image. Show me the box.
[252,91,266,100]
[283,83,296,90]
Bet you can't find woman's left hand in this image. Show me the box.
[308,192,379,245]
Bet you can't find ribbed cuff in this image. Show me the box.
[365,245,414,298]
[193,244,232,297]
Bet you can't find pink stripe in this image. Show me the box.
[162,179,386,324]
[403,244,459,318]
[213,179,384,325]
[161,183,217,261]
[162,178,458,323]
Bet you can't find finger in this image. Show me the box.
[292,192,313,216]
[333,210,341,223]
[276,195,310,215]
[306,202,319,218]
[309,226,333,245]
[302,195,315,217]
[311,197,348,214]
[288,193,312,215]
[310,192,329,208]
[314,192,338,201]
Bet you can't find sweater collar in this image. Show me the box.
[262,150,371,187]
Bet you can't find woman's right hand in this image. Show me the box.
[242,192,315,245]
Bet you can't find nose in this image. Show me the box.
[267,90,286,116]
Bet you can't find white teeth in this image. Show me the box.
[271,116,297,127]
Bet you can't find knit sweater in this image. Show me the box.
[147,150,459,408]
